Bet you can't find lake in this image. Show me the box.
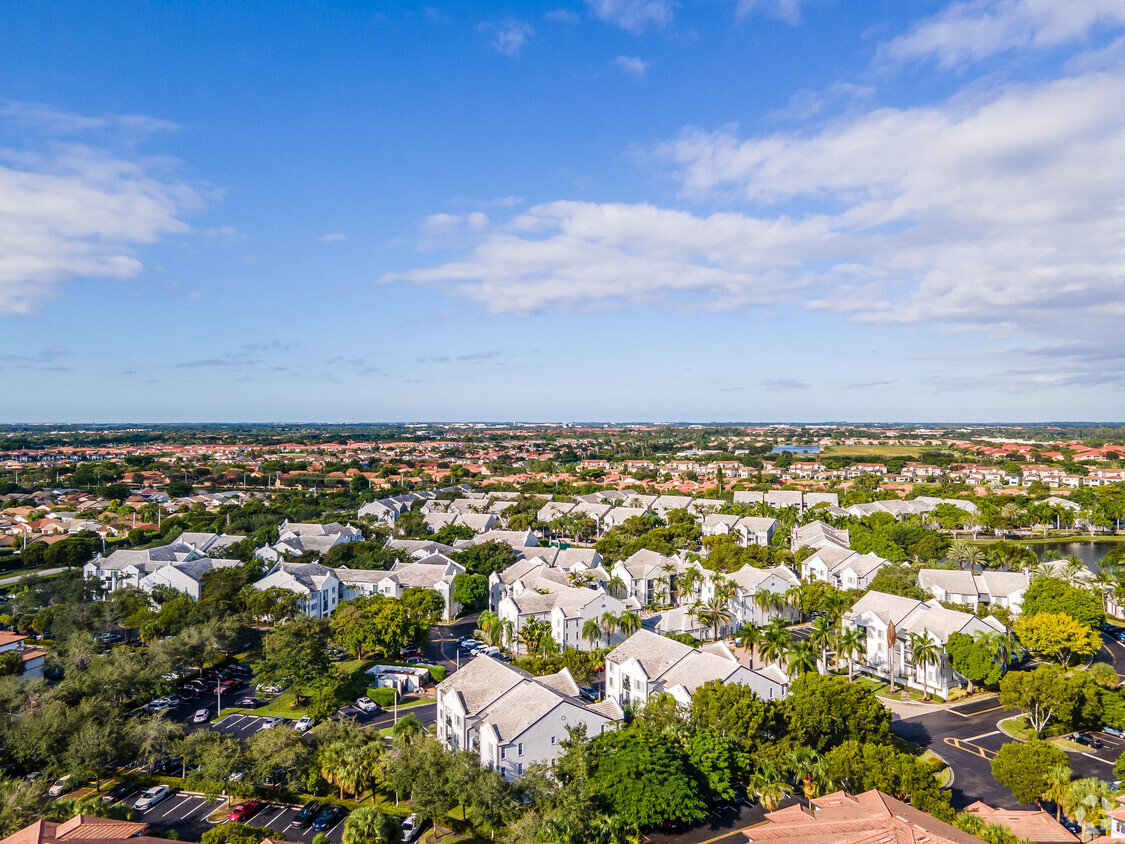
[1031,541,1120,568]
[771,445,822,454]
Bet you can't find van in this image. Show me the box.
[478,646,500,657]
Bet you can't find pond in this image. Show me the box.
[771,445,821,454]
[1031,541,1121,568]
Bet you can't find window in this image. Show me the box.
[551,736,556,745]
[500,747,506,759]
[518,743,523,756]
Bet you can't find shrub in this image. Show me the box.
[428,665,447,683]
[368,687,398,707]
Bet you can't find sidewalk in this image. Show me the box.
[884,692,998,720]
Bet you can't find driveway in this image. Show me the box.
[893,697,1121,810]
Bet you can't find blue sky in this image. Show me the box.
[2,0,1125,423]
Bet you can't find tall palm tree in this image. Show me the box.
[748,760,789,811]
[760,619,791,666]
[587,814,641,844]
[392,713,425,749]
[837,626,867,682]
[906,631,941,700]
[785,639,818,676]
[808,616,836,674]
[343,808,402,844]
[606,575,627,600]
[600,611,619,648]
[475,611,502,646]
[678,566,704,603]
[947,541,984,571]
[786,747,823,798]
[886,621,898,692]
[581,617,602,649]
[1041,763,1073,822]
[735,622,763,664]
[1063,777,1116,832]
[1030,561,1056,581]
[618,610,642,638]
[660,562,678,605]
[1061,558,1086,585]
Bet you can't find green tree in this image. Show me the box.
[820,740,953,820]
[1013,612,1101,667]
[784,673,893,752]
[945,632,1003,693]
[990,740,1069,805]
[246,720,314,789]
[200,822,283,844]
[179,730,246,803]
[451,573,488,613]
[408,738,458,839]
[999,664,1077,735]
[467,766,517,841]
[585,721,708,828]
[342,807,401,844]
[1020,578,1104,629]
[255,616,331,704]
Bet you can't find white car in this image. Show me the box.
[258,716,285,731]
[401,814,425,842]
[48,776,73,797]
[134,785,171,810]
[355,697,380,713]
[294,715,314,732]
[192,708,210,723]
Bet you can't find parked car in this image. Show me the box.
[401,814,425,842]
[101,780,137,802]
[257,683,283,696]
[292,801,323,829]
[578,686,598,702]
[405,656,428,665]
[294,715,314,732]
[311,805,346,832]
[355,697,381,713]
[259,716,285,730]
[48,776,73,797]
[227,800,263,822]
[1104,726,1125,738]
[237,697,264,708]
[1071,733,1104,748]
[134,785,171,811]
[1061,818,1081,834]
[192,708,210,723]
[459,638,481,650]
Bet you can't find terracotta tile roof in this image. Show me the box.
[962,801,1078,843]
[0,631,28,646]
[0,816,176,844]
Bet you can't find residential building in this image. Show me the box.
[497,579,628,652]
[0,630,45,679]
[961,801,1077,843]
[256,521,362,562]
[138,557,241,601]
[709,564,800,629]
[843,590,1006,698]
[791,520,849,551]
[335,552,465,619]
[0,815,183,844]
[605,630,789,708]
[253,561,340,618]
[801,547,888,590]
[918,569,1030,614]
[435,656,622,779]
[744,789,984,844]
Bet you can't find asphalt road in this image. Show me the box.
[643,796,804,844]
[893,694,1122,810]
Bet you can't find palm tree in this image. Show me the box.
[947,541,984,571]
[660,562,678,605]
[343,808,402,844]
[837,626,867,682]
[600,611,619,648]
[581,617,602,649]
[692,598,733,641]
[606,575,627,600]
[906,631,941,700]
[1030,561,1056,581]
[886,621,898,692]
[1061,558,1086,585]
[760,619,791,666]
[1063,777,1116,833]
[618,610,642,638]
[1041,763,1072,822]
[678,566,703,602]
[748,760,789,810]
[392,713,425,749]
[786,747,823,798]
[587,814,641,844]
[735,623,763,665]
[785,639,818,676]
[475,610,502,646]
[808,616,836,673]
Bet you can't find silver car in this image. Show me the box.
[134,785,171,810]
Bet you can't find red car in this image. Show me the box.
[227,801,263,822]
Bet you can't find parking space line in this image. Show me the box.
[943,736,997,760]
[965,730,1000,742]
[1083,752,1114,765]
[264,808,287,827]
[181,798,214,820]
[156,796,193,818]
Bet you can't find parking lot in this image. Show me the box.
[103,788,349,843]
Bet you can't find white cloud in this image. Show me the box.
[478,19,534,55]
[614,56,652,77]
[735,0,805,25]
[0,132,207,316]
[0,100,180,135]
[585,0,676,33]
[544,8,581,23]
[762,378,811,391]
[319,232,349,242]
[388,68,1125,384]
[882,0,1125,67]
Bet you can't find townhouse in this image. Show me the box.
[702,514,778,547]
[497,577,629,653]
[605,630,789,707]
[255,520,362,562]
[335,552,465,620]
[842,590,1006,698]
[917,569,1030,614]
[707,564,801,629]
[801,545,889,590]
[435,656,622,779]
[0,630,46,679]
[252,561,341,618]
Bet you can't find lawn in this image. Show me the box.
[998,716,1083,749]
[920,750,953,788]
[821,445,927,458]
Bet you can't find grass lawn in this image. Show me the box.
[219,692,429,720]
[920,750,953,787]
[998,716,1083,749]
[856,676,945,703]
[822,445,926,457]
[967,535,1125,546]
